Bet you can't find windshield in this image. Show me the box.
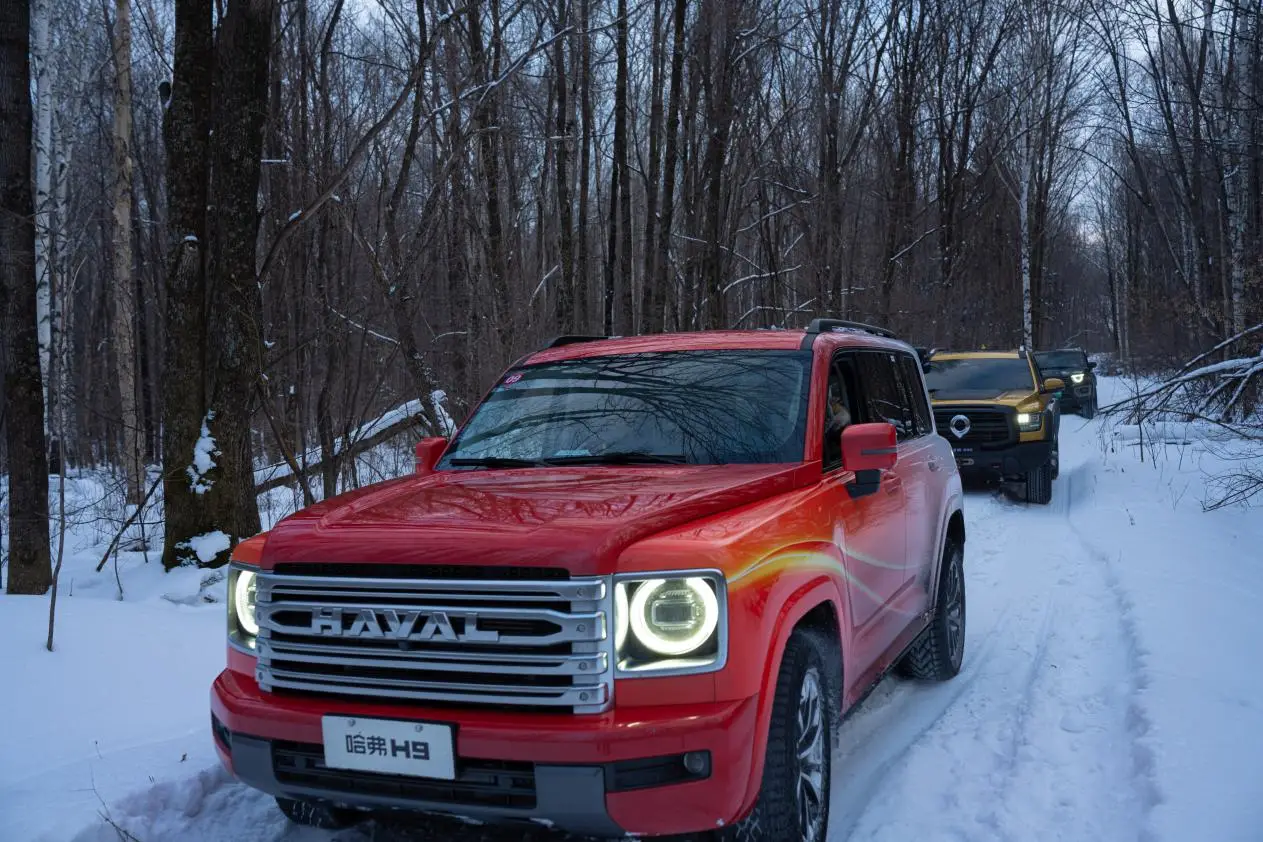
[439,350,812,468]
[1035,351,1087,370]
[924,358,1036,397]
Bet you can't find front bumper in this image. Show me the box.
[948,439,1053,478]
[212,669,758,837]
[1056,383,1094,410]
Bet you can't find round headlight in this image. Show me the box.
[233,569,258,636]
[1071,372,1085,384]
[628,578,718,657]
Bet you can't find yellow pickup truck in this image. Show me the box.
[924,350,1063,504]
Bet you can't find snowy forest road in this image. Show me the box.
[20,394,1261,842]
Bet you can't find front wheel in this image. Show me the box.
[1081,397,1097,419]
[719,630,833,842]
[898,538,966,681]
[1025,462,1054,505]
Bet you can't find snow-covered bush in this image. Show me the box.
[1103,325,1263,508]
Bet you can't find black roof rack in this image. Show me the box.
[545,334,611,349]
[800,318,897,348]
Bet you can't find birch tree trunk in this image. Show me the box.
[638,0,665,334]
[1229,171,1246,338]
[1019,126,1034,351]
[52,107,76,452]
[656,0,687,331]
[1,0,52,594]
[110,0,143,503]
[552,0,575,332]
[575,0,592,330]
[31,0,54,435]
[615,0,634,335]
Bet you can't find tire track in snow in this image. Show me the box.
[1063,459,1164,841]
[831,491,1069,841]
[973,595,1057,837]
[828,600,1015,842]
[979,430,1151,842]
[839,426,1154,842]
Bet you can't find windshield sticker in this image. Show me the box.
[502,372,523,386]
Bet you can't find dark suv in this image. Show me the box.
[1034,349,1098,418]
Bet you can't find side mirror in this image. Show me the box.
[840,423,897,500]
[1042,377,1065,393]
[1087,360,1098,370]
[841,422,898,472]
[415,437,449,475]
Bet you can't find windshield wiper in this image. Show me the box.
[447,456,547,469]
[544,451,688,466]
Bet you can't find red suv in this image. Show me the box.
[211,319,966,841]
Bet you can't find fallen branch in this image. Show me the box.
[254,398,447,495]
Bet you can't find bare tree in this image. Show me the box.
[161,0,275,567]
[109,0,143,503]
[2,0,53,594]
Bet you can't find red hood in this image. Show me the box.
[260,463,813,576]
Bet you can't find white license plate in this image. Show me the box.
[321,716,456,779]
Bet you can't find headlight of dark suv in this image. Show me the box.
[614,572,726,676]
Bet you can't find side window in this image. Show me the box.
[854,352,916,441]
[898,354,933,437]
[822,357,860,471]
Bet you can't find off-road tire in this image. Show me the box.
[1025,462,1053,505]
[1051,440,1060,480]
[275,797,363,830]
[1081,397,1096,420]
[897,538,966,681]
[718,630,834,842]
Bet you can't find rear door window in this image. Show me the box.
[897,354,933,437]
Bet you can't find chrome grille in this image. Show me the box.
[254,571,614,713]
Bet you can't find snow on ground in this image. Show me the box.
[2,377,1262,841]
[831,379,1263,842]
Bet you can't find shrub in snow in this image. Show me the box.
[1103,328,1263,508]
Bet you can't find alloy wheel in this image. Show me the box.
[795,668,827,842]
[944,549,965,668]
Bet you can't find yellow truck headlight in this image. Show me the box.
[1017,412,1042,432]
